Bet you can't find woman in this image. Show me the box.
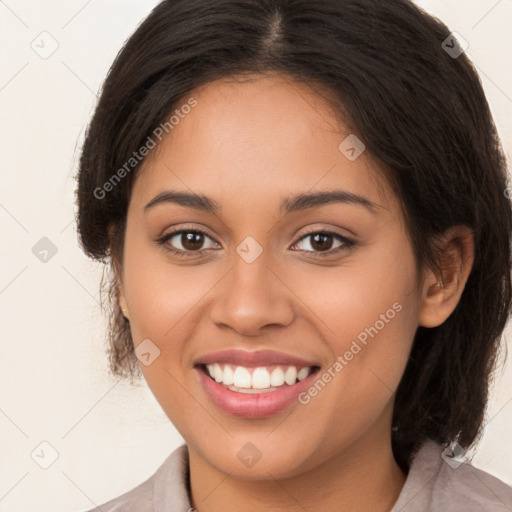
[75,0,512,510]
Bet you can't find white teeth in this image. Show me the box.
[252,367,271,389]
[223,365,234,385]
[228,385,276,394]
[284,366,297,385]
[213,363,223,383]
[204,364,315,390]
[297,367,310,381]
[233,366,252,388]
[270,367,285,386]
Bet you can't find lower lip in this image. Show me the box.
[195,366,319,419]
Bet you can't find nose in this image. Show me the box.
[209,251,295,336]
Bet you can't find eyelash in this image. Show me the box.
[155,226,355,259]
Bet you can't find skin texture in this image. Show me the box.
[116,73,474,512]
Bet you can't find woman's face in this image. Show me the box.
[118,74,424,478]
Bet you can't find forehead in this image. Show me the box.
[130,73,395,215]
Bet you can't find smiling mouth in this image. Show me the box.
[198,363,321,394]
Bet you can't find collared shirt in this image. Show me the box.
[83,440,512,511]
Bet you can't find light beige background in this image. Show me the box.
[0,1,511,510]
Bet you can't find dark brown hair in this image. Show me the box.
[75,0,512,472]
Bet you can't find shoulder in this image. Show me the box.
[77,444,190,512]
[431,450,512,512]
[84,477,154,512]
[392,439,512,512]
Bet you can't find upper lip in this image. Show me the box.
[194,349,320,368]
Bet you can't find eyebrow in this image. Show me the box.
[144,189,381,215]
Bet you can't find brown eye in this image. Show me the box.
[309,233,335,251]
[294,232,344,252]
[291,230,355,258]
[180,231,205,251]
[157,228,219,256]
[156,227,354,259]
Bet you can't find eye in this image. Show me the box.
[290,229,355,258]
[155,226,355,259]
[156,228,219,257]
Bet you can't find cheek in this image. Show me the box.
[121,238,225,419]
[291,241,417,355]
[293,237,418,411]
[122,232,215,344]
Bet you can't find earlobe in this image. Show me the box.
[112,258,129,320]
[117,281,129,320]
[119,288,129,320]
[107,223,129,319]
[418,225,474,328]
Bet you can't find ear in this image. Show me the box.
[118,277,129,320]
[114,263,129,320]
[418,225,474,328]
[108,222,129,320]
